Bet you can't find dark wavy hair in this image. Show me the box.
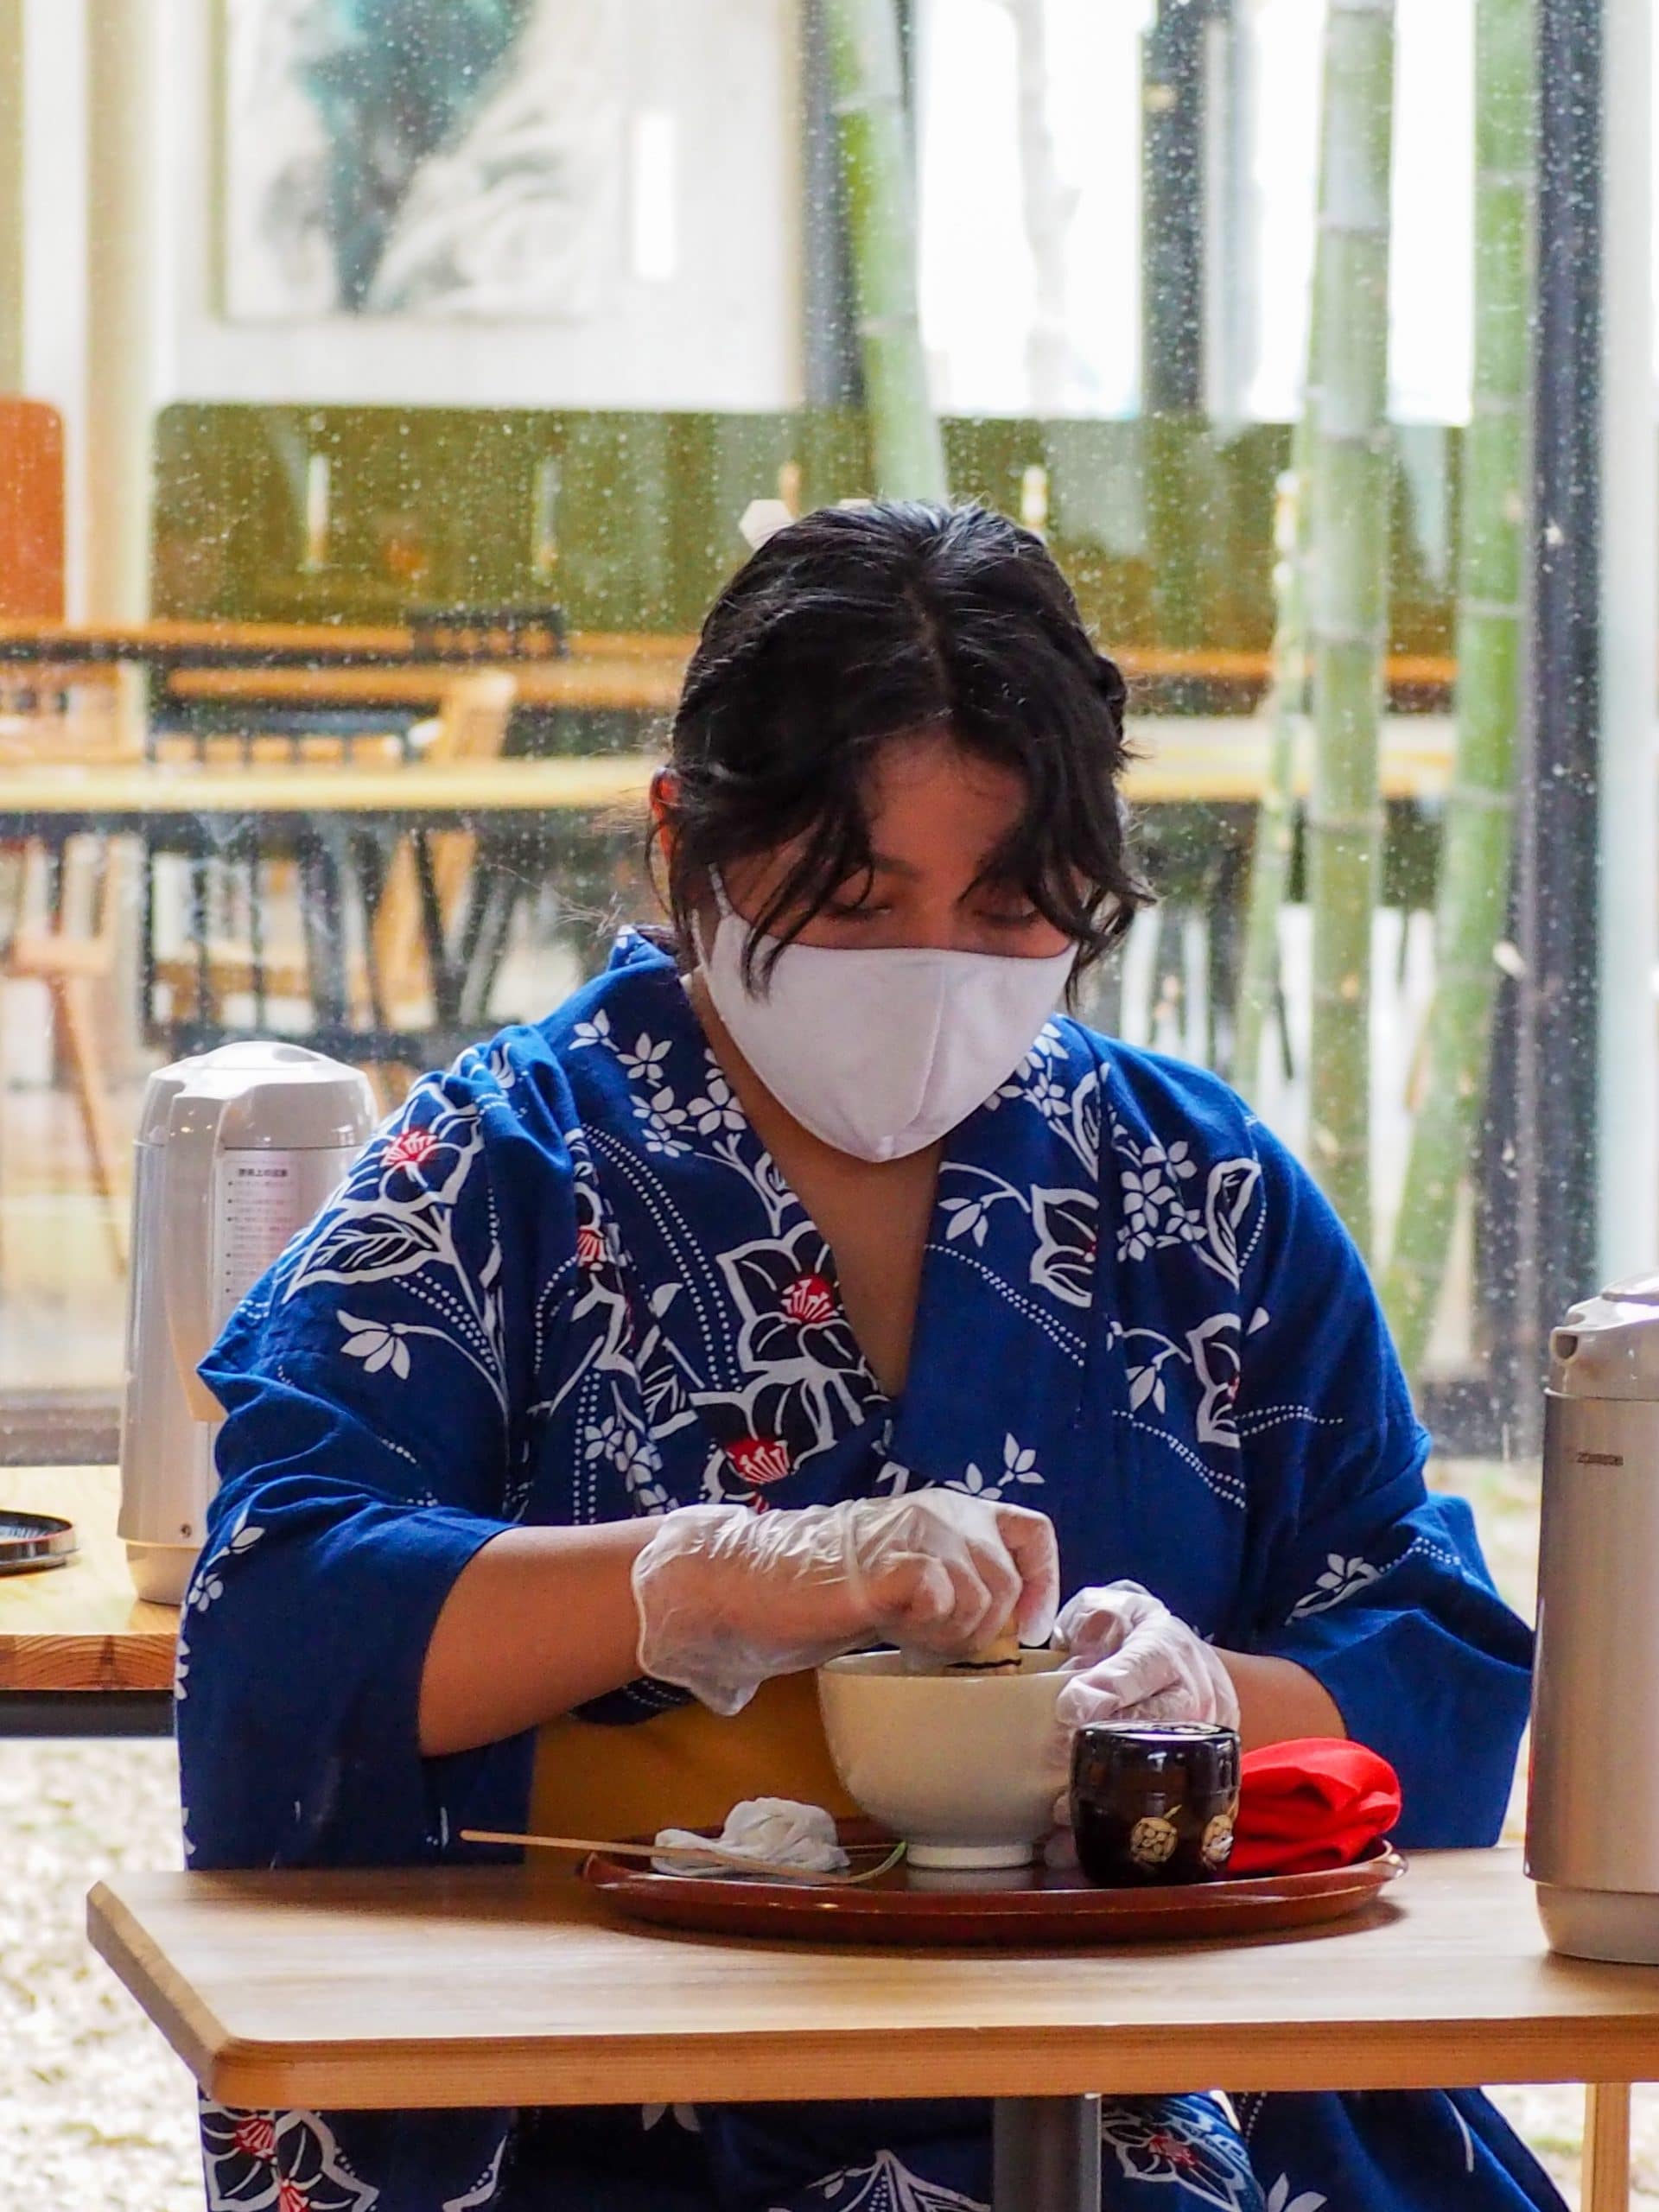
[654,500,1150,987]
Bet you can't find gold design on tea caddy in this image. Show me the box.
[1129,1814,1182,1870]
[1203,1811,1236,1870]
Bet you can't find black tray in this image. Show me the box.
[0,1511,78,1574]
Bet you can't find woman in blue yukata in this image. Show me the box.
[178,502,1554,2212]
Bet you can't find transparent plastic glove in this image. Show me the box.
[1047,1581,1241,1833]
[1052,1580,1173,1670]
[1052,1580,1241,1733]
[632,1491,1060,1716]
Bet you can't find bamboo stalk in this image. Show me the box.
[1381,0,1531,1374]
[1306,0,1397,1251]
[1005,0,1078,411]
[824,0,949,500]
[1236,82,1331,1102]
[1233,436,1311,1101]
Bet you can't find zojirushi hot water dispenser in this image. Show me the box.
[1529,1274,1659,1961]
[118,1042,375,1603]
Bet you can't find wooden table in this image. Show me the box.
[154,660,1460,722]
[163,658,686,715]
[0,617,1455,698]
[0,755,668,1067]
[0,618,696,665]
[0,753,659,826]
[88,1849,1648,2212]
[0,724,1455,823]
[0,1465,175,1735]
[0,727,1458,1071]
[1120,715,1454,804]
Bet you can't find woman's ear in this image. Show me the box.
[649,768,678,861]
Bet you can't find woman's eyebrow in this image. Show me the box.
[957,883,1035,905]
[861,849,922,880]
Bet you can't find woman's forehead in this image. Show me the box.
[861,728,1027,841]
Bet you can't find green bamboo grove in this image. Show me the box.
[824,0,949,503]
[1234,427,1312,1104]
[1382,0,1532,1374]
[1306,0,1397,1253]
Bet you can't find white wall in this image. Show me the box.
[15,0,804,609]
[160,0,804,412]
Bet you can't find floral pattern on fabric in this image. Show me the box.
[201,2102,379,2210]
[697,1218,879,1486]
[795,2149,988,2210]
[1291,1552,1384,1618]
[947,1433,1045,1500]
[1099,2101,1263,2212]
[441,2141,506,2210]
[179,931,1540,2212]
[282,1077,509,1419]
[1263,2177,1327,2212]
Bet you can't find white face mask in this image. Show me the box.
[698,877,1077,1162]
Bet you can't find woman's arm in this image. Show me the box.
[1217,1649,1344,1751]
[423,1487,1067,1753]
[417,1520,657,1757]
[1235,1119,1532,1840]
[178,1038,591,1872]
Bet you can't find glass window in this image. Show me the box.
[1,2,1655,2199]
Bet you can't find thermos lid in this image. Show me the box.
[1549,1274,1659,1401]
[138,1041,376,1151]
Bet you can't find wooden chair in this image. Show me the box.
[0,664,143,766]
[0,693,146,1265]
[152,670,518,1040]
[2,833,130,1267]
[371,668,518,1020]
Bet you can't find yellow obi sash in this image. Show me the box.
[530,1670,859,1843]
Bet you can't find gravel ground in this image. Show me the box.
[0,1462,1651,2210]
[0,1738,200,2211]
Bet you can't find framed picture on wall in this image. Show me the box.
[221,0,621,321]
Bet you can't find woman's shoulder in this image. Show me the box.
[531,926,688,1059]
[433,929,686,1135]
[1051,1017,1265,1160]
[1046,1020,1333,1269]
[1057,1024,1362,1295]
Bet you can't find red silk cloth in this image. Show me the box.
[1231,1737,1402,1875]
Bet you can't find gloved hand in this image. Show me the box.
[1052,1580,1241,1734]
[1045,1582,1241,1848]
[632,1490,1060,1716]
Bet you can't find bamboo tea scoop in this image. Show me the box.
[461,1827,906,1886]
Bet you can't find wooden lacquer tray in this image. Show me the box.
[582,1828,1406,1948]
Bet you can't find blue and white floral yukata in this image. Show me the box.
[177,929,1558,2212]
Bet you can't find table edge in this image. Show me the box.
[87,1879,230,2086]
[175,2017,1659,2113]
[0,1638,175,1692]
[86,1866,1659,2112]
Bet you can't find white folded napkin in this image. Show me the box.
[652,1796,851,1878]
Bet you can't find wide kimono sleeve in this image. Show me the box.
[1232,1116,1532,1847]
[175,1033,582,1872]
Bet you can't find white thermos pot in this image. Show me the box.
[118,1041,375,1604]
[1528,1274,1659,1961]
